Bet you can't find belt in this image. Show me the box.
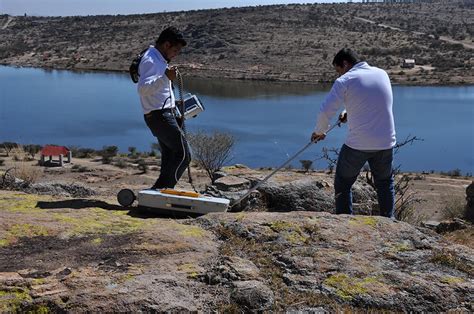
[145,108,174,117]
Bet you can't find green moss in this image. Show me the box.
[177,263,199,278]
[174,223,206,238]
[52,207,152,236]
[349,216,378,228]
[31,278,46,285]
[235,213,246,222]
[0,194,49,213]
[387,241,413,253]
[0,288,32,312]
[440,276,465,285]
[268,221,309,244]
[26,304,50,314]
[90,237,103,245]
[431,249,474,275]
[0,223,50,246]
[324,273,379,301]
[270,221,295,232]
[116,274,136,284]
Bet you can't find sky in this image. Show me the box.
[0,0,355,16]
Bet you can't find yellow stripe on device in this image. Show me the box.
[160,189,200,198]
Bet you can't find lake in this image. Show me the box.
[1,66,473,174]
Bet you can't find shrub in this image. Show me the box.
[128,146,137,157]
[23,144,42,158]
[1,142,18,157]
[137,159,148,174]
[441,197,466,220]
[188,131,235,184]
[114,158,128,169]
[0,159,4,166]
[299,160,313,172]
[100,146,118,164]
[71,164,89,172]
[70,146,96,158]
[14,162,43,185]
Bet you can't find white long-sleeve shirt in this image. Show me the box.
[314,61,396,150]
[137,46,175,114]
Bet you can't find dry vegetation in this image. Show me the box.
[0,0,472,84]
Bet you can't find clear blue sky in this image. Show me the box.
[0,0,355,16]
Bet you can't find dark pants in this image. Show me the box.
[334,144,395,218]
[144,109,191,189]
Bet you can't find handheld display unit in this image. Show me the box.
[175,93,205,120]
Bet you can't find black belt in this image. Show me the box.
[145,108,174,117]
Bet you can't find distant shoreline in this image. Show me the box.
[2,63,473,87]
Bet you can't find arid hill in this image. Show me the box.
[0,0,473,84]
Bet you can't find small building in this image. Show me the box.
[401,59,416,69]
[40,145,72,166]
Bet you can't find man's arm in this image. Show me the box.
[311,79,345,141]
[137,56,167,97]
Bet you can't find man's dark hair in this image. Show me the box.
[156,27,187,47]
[332,48,360,67]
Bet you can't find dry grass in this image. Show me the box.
[10,146,43,185]
[441,197,466,220]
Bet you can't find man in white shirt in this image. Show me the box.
[137,27,190,189]
[312,48,396,218]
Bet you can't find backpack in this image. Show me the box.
[129,48,148,83]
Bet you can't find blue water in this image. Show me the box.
[1,66,473,173]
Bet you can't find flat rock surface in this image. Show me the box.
[0,191,472,312]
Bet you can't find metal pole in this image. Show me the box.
[231,119,342,208]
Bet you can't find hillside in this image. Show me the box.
[0,1,473,85]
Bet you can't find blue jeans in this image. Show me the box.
[144,109,191,189]
[334,144,394,218]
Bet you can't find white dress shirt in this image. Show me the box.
[314,61,396,150]
[137,46,175,114]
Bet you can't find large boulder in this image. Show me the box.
[258,179,334,212]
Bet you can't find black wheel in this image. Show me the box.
[117,189,136,207]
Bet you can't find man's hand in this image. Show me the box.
[165,66,177,81]
[339,110,348,123]
[311,132,326,143]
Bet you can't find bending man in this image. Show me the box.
[312,48,396,218]
[137,27,191,189]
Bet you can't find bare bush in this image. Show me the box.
[188,131,235,183]
[100,145,118,164]
[14,163,43,185]
[441,197,466,220]
[7,146,43,184]
[299,160,313,173]
[137,159,148,174]
[1,142,18,157]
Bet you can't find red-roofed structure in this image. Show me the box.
[40,145,72,166]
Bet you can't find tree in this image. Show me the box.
[299,160,313,173]
[128,146,137,156]
[100,145,118,164]
[1,142,18,157]
[188,131,235,184]
[24,144,42,158]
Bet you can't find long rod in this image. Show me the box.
[231,119,342,208]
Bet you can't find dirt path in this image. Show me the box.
[1,16,14,30]
[354,16,474,50]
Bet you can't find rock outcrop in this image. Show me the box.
[1,191,472,312]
